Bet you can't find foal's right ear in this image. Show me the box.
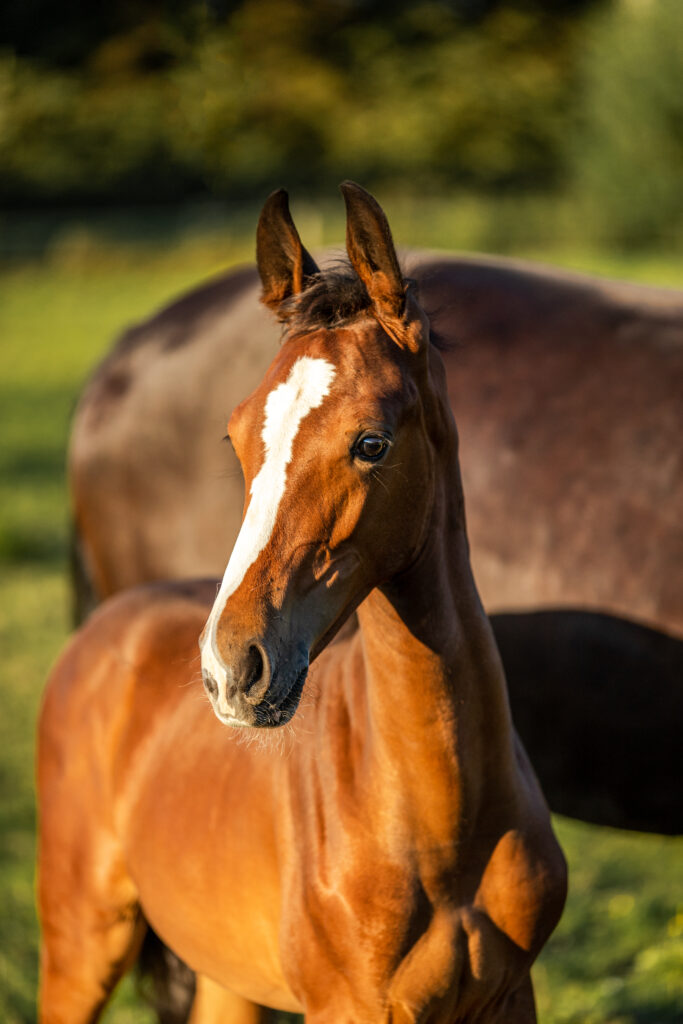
[256,189,320,316]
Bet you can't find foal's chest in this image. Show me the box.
[282,871,525,1023]
[277,803,543,1022]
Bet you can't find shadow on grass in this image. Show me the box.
[0,201,262,265]
[0,526,66,567]
[628,1007,682,1024]
[0,381,76,571]
[2,448,66,485]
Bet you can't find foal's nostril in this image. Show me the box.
[202,669,218,699]
[243,644,269,705]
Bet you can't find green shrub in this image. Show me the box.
[570,0,683,247]
[0,1,579,204]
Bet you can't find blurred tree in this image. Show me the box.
[0,0,638,214]
[167,0,587,196]
[570,0,683,246]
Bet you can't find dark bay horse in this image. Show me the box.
[70,245,683,636]
[69,205,683,836]
[38,184,567,1023]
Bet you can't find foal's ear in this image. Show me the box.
[256,189,320,315]
[340,181,406,321]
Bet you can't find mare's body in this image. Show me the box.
[71,252,683,633]
[70,250,683,835]
[39,186,566,1023]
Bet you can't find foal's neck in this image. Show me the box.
[355,436,518,851]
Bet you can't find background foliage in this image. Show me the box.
[0,0,682,247]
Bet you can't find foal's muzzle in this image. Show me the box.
[201,635,308,728]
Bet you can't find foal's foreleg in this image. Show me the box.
[39,894,145,1024]
[497,974,537,1024]
[38,851,146,1024]
[37,766,146,1023]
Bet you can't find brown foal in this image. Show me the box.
[38,184,566,1022]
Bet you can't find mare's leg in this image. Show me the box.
[188,975,279,1023]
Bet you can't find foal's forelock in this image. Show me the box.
[201,354,336,711]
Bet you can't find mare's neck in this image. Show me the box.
[355,451,518,851]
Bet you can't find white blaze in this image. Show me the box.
[201,355,336,705]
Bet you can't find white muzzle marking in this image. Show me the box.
[201,355,336,716]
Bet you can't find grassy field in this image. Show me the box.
[1,207,682,1023]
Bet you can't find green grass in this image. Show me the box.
[1,211,681,1023]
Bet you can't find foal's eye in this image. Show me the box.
[354,433,390,462]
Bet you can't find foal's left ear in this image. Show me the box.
[341,181,407,324]
[257,189,320,316]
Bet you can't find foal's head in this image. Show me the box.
[200,183,457,727]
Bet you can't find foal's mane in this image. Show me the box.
[279,259,450,350]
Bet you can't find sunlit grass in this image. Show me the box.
[534,820,683,1024]
[1,212,681,1022]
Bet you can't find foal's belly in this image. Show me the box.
[131,849,300,1012]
